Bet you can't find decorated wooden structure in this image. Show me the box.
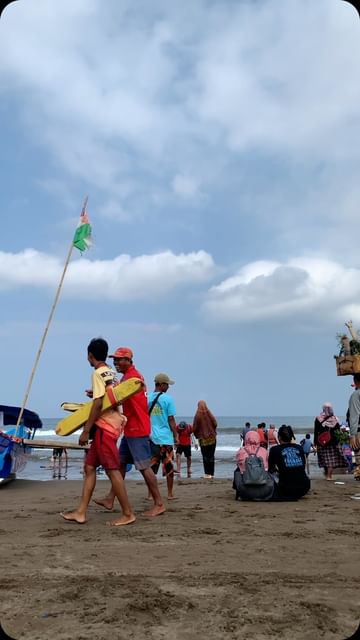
[335,321,360,376]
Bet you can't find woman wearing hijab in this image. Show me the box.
[236,430,269,473]
[192,401,217,478]
[314,403,347,480]
[233,430,274,501]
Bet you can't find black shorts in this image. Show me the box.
[176,444,191,458]
[53,448,64,457]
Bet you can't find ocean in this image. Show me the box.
[18,415,335,482]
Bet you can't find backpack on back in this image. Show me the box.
[242,450,268,486]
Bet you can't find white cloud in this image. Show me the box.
[205,256,360,324]
[172,174,200,198]
[2,0,360,266]
[97,199,130,222]
[0,248,215,300]
[2,0,360,204]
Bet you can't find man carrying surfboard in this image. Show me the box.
[61,338,136,526]
[94,347,166,518]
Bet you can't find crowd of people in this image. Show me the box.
[233,397,358,502]
[234,424,310,502]
[60,337,360,523]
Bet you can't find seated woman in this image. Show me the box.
[233,430,274,501]
[268,425,310,500]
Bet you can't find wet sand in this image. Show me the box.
[1,476,360,640]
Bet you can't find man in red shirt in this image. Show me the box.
[94,347,165,518]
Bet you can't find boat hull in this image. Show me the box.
[0,430,31,482]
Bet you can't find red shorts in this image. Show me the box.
[85,428,120,471]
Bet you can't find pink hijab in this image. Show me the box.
[236,430,269,473]
[316,402,339,429]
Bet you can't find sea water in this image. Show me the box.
[17,416,334,482]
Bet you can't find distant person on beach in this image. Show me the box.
[192,401,217,479]
[176,421,198,478]
[268,425,310,500]
[94,347,165,517]
[314,403,346,481]
[341,439,354,474]
[348,373,360,478]
[61,338,135,526]
[281,424,296,442]
[148,373,179,500]
[240,421,252,444]
[52,447,68,479]
[267,424,279,448]
[52,447,65,460]
[233,430,274,501]
[300,434,315,475]
[256,423,268,449]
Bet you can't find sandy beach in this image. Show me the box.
[1,477,360,640]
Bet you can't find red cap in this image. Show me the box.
[109,347,133,359]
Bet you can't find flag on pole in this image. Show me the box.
[73,207,92,252]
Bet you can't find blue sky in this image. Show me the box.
[1,0,360,419]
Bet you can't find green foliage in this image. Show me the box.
[335,331,360,355]
[336,332,347,349]
[334,429,350,445]
[350,339,360,355]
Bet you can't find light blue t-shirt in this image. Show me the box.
[148,391,176,445]
[302,439,313,455]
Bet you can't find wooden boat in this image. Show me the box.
[0,405,43,484]
[0,405,89,485]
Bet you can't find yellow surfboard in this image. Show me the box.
[55,377,143,436]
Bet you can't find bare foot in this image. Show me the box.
[143,504,166,517]
[167,495,178,500]
[93,498,114,511]
[60,511,86,524]
[106,514,136,527]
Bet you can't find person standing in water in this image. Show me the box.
[176,421,197,478]
[192,401,217,479]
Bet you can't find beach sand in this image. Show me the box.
[1,477,360,640]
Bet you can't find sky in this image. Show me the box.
[1,0,360,419]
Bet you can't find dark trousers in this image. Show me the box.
[200,442,216,476]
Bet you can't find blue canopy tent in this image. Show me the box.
[0,405,42,432]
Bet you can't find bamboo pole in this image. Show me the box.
[16,197,88,431]
[22,439,89,450]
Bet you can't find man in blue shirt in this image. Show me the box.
[148,373,179,500]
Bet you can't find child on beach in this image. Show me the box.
[176,421,198,477]
[300,433,315,475]
[61,338,135,527]
[342,441,354,473]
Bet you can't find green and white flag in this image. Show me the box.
[73,208,92,252]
